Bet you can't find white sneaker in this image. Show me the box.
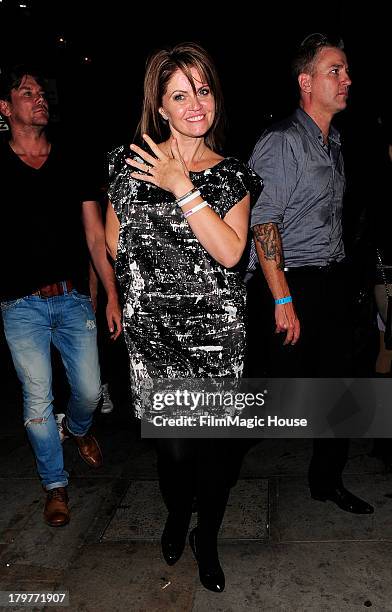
[101,383,114,414]
[54,413,69,443]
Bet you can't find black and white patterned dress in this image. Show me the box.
[108,145,261,417]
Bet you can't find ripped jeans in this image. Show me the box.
[1,288,101,490]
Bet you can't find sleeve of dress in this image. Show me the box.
[219,159,263,219]
[107,144,128,222]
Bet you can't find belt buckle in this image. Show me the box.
[33,280,72,299]
[38,284,57,298]
[31,288,48,298]
[35,282,60,298]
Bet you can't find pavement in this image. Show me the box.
[1,341,392,612]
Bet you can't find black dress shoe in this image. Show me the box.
[189,527,225,593]
[311,485,374,514]
[161,516,187,566]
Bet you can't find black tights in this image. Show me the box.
[155,438,246,547]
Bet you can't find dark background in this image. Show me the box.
[0,0,390,157]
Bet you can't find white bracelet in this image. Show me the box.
[175,186,198,204]
[184,200,210,219]
[177,189,201,208]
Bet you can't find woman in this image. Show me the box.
[106,42,261,593]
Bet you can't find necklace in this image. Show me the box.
[196,146,207,163]
[164,140,207,165]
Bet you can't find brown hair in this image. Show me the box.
[136,42,225,152]
[292,33,345,79]
[0,63,47,102]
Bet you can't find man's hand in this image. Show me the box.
[275,302,300,345]
[106,296,122,340]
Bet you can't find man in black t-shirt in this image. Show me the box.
[0,65,122,527]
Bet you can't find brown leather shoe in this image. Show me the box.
[61,418,103,468]
[44,487,70,527]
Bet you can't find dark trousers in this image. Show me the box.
[155,439,245,540]
[247,263,352,490]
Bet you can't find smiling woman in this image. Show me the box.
[105,42,262,594]
[158,66,215,149]
[136,42,225,155]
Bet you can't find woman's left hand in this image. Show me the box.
[125,134,192,198]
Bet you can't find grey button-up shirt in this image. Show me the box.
[249,108,345,268]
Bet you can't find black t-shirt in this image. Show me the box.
[0,140,101,301]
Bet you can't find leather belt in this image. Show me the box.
[284,262,343,274]
[32,280,74,298]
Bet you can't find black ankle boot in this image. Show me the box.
[161,514,189,566]
[189,527,225,593]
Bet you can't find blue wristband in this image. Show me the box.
[275,296,292,305]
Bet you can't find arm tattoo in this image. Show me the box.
[253,223,285,271]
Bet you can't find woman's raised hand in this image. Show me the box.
[125,134,192,198]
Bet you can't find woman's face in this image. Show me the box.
[159,66,215,139]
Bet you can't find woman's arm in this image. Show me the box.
[184,195,250,268]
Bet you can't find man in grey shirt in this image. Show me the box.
[249,33,373,514]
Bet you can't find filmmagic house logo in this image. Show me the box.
[151,414,308,428]
[150,389,307,429]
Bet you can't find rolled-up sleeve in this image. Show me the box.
[249,131,297,228]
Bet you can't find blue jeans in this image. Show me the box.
[1,287,101,490]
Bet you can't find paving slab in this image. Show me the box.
[29,539,392,612]
[58,542,196,612]
[192,541,392,611]
[0,437,37,478]
[125,445,158,479]
[102,479,268,542]
[0,477,122,572]
[0,479,43,540]
[273,473,392,542]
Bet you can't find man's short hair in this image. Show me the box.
[0,64,47,101]
[292,33,345,79]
